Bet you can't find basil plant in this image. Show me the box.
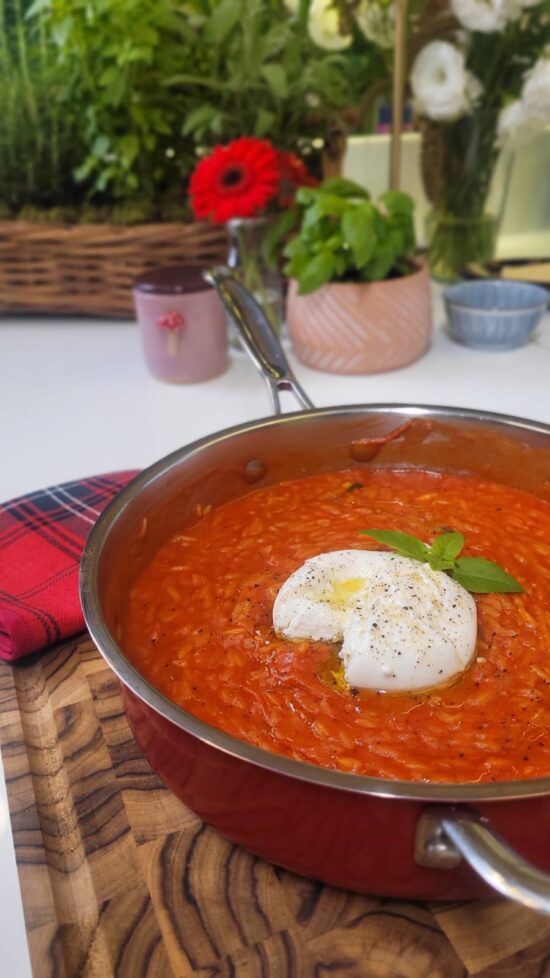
[283,178,417,295]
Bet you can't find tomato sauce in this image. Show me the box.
[121,469,550,783]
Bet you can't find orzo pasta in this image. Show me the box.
[121,468,550,783]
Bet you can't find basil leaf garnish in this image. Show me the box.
[359,529,429,562]
[427,532,464,571]
[450,557,524,593]
[359,528,523,594]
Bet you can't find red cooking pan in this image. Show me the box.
[80,269,550,912]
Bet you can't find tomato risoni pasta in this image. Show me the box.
[121,468,550,783]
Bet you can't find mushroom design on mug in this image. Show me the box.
[157,310,185,357]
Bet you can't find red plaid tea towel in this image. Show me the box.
[0,471,138,662]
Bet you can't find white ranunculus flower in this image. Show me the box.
[522,54,550,117]
[410,42,483,121]
[497,100,541,150]
[308,0,353,50]
[497,56,550,150]
[355,0,395,49]
[451,0,522,32]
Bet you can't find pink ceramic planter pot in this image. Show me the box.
[286,261,433,375]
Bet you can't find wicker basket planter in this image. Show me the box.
[0,220,228,318]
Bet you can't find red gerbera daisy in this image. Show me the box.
[189,137,281,224]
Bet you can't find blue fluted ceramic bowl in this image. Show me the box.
[443,279,548,350]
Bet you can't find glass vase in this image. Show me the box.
[426,211,499,283]
[421,111,513,282]
[226,216,283,339]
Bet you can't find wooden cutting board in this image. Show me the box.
[1,636,550,978]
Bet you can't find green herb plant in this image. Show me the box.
[30,0,195,209]
[2,0,389,219]
[359,529,523,594]
[0,0,84,214]
[283,178,416,295]
[167,0,387,159]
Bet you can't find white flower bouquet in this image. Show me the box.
[409,0,550,280]
[285,0,396,50]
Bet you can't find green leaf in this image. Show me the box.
[284,252,310,280]
[134,25,159,47]
[385,226,405,258]
[379,190,415,215]
[119,133,139,167]
[389,210,416,253]
[92,135,110,157]
[372,209,389,241]
[295,186,318,206]
[427,530,464,571]
[302,201,324,231]
[51,19,71,47]
[255,107,276,137]
[322,233,343,252]
[321,177,370,199]
[260,23,291,59]
[332,252,348,277]
[315,193,351,218]
[99,66,118,88]
[73,157,96,183]
[450,558,524,594]
[429,532,464,563]
[359,529,429,562]
[204,0,241,43]
[360,248,395,282]
[283,235,308,259]
[182,104,219,136]
[260,64,288,99]
[25,0,51,17]
[427,555,452,572]
[296,251,335,294]
[94,168,111,192]
[341,205,376,267]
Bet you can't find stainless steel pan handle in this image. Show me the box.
[204,266,314,416]
[415,806,550,914]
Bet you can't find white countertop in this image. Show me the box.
[1,293,549,975]
[2,296,550,501]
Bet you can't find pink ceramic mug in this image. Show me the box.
[133,265,229,383]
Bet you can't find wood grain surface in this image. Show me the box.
[1,636,550,978]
